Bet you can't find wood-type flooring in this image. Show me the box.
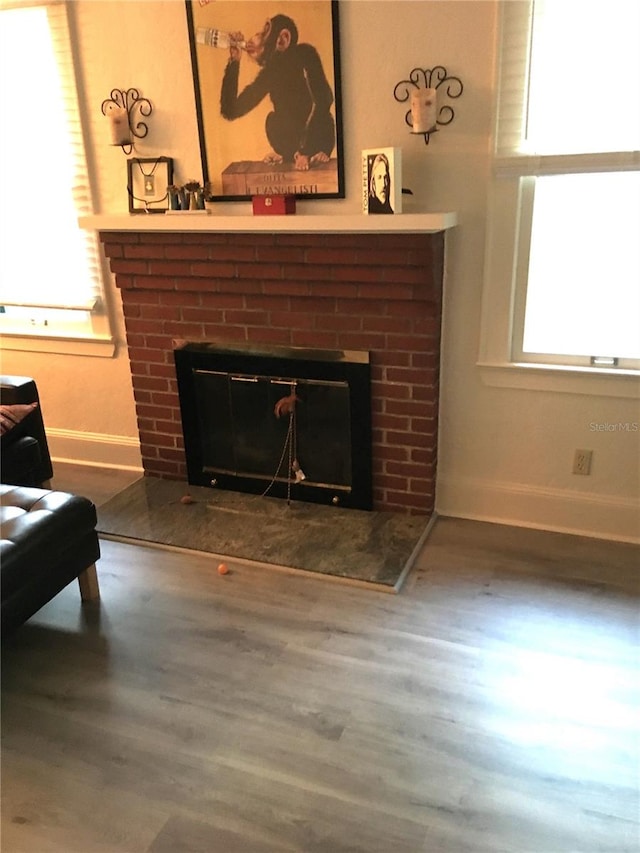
[1,464,638,852]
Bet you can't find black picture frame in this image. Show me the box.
[185,1,344,202]
[127,156,174,213]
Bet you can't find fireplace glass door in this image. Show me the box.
[174,343,372,509]
[194,370,352,490]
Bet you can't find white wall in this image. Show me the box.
[1,0,638,541]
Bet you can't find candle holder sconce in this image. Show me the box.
[101,88,153,154]
[393,67,463,145]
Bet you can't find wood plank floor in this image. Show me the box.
[1,464,639,852]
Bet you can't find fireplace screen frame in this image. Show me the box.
[174,341,373,510]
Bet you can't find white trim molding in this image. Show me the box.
[48,428,142,471]
[436,474,640,544]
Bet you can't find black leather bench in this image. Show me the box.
[0,485,100,638]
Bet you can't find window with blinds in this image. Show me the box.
[482,0,640,372]
[0,2,111,345]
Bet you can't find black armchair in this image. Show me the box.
[0,375,53,488]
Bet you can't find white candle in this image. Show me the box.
[411,87,438,134]
[107,106,131,146]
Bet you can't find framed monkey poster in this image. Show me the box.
[185,0,344,201]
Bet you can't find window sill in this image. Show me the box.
[0,333,116,358]
[478,361,640,399]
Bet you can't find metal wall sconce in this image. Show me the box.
[394,67,463,145]
[101,88,153,154]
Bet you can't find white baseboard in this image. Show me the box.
[436,475,640,544]
[47,428,143,471]
[43,432,640,543]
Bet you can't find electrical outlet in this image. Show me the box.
[573,449,593,475]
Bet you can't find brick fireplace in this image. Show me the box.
[100,226,445,515]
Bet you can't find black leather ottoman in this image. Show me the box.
[0,485,100,638]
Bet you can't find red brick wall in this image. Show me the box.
[101,230,445,515]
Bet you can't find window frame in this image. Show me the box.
[0,0,114,357]
[479,0,640,386]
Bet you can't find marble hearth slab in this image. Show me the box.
[96,477,433,591]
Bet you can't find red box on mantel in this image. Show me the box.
[252,194,296,215]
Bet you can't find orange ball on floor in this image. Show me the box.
[217,562,229,575]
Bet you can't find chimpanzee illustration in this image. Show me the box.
[220,14,335,170]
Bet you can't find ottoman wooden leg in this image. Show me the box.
[78,564,100,601]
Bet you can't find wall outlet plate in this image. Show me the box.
[573,449,593,475]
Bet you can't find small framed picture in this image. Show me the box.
[127,157,174,213]
[361,147,402,215]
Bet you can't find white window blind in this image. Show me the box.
[0,1,104,313]
[495,0,640,173]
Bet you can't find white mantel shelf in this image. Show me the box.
[80,212,457,234]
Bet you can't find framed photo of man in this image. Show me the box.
[185,0,344,201]
[361,148,402,215]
